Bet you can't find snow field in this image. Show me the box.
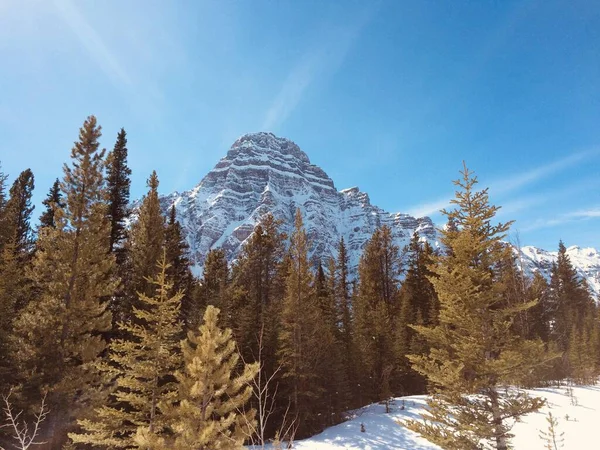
[252,384,599,449]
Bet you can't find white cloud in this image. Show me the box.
[489,148,598,195]
[407,197,452,218]
[261,10,374,131]
[52,0,132,87]
[406,148,599,218]
[520,207,600,232]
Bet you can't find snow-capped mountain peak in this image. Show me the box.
[159,132,599,297]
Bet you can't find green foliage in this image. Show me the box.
[12,115,116,447]
[404,164,547,450]
[164,205,193,329]
[539,412,564,450]
[277,209,334,436]
[124,171,165,323]
[2,169,35,255]
[397,232,438,393]
[353,225,401,402]
[39,178,65,230]
[106,127,132,256]
[70,253,183,448]
[137,305,259,450]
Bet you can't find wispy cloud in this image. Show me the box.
[261,9,375,131]
[406,148,599,218]
[499,176,600,219]
[520,207,600,232]
[52,0,131,87]
[407,197,452,218]
[489,148,598,195]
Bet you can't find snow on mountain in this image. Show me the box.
[518,245,600,297]
[159,132,600,297]
[248,384,600,449]
[160,132,436,275]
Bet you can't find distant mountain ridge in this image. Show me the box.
[157,132,600,297]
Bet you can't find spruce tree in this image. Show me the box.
[227,214,287,368]
[315,258,347,424]
[194,248,229,329]
[137,305,259,450]
[353,225,401,403]
[397,232,438,394]
[277,209,332,436]
[106,128,132,256]
[0,169,36,387]
[69,254,183,448]
[164,205,193,328]
[335,237,356,407]
[124,171,165,322]
[2,169,35,255]
[13,116,117,447]
[526,272,551,342]
[404,164,547,450]
[547,242,595,352]
[0,163,9,248]
[38,178,64,230]
[0,241,25,392]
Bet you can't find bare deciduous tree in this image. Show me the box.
[0,392,49,450]
[240,325,298,449]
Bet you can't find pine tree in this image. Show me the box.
[526,272,551,342]
[404,164,547,450]
[164,205,193,328]
[315,258,347,424]
[136,305,259,450]
[227,214,287,367]
[539,412,564,450]
[335,237,356,408]
[1,169,35,255]
[38,178,64,230]
[547,242,595,352]
[397,232,438,394]
[353,225,401,403]
[69,254,183,448]
[106,128,132,257]
[124,171,165,323]
[277,209,331,436]
[0,163,9,249]
[194,248,229,329]
[0,170,36,388]
[12,116,117,448]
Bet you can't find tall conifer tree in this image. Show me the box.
[397,232,438,394]
[2,169,35,254]
[164,205,193,327]
[124,171,165,323]
[228,214,287,375]
[137,306,259,450]
[13,116,116,447]
[405,164,547,450]
[277,209,332,436]
[106,128,131,257]
[354,225,401,402]
[194,248,229,329]
[0,163,9,249]
[38,178,65,230]
[70,254,183,448]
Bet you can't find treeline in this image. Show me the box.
[0,116,599,449]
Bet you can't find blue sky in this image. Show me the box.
[1,0,598,251]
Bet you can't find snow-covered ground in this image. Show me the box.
[254,384,599,449]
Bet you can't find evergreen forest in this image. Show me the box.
[0,116,598,450]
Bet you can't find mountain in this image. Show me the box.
[160,132,600,296]
[518,245,600,297]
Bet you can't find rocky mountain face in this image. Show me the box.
[518,245,600,297]
[160,132,600,297]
